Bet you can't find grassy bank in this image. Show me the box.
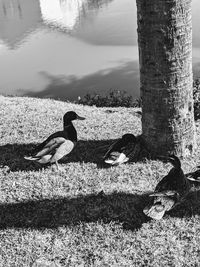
[0,96,200,266]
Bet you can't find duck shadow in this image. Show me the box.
[167,189,200,218]
[0,139,118,172]
[0,192,150,230]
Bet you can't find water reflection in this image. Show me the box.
[39,0,113,32]
[39,0,86,31]
[0,0,42,48]
[0,0,200,101]
[26,60,139,100]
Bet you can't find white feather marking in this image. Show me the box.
[38,155,52,164]
[24,156,39,161]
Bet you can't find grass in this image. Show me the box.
[0,95,200,266]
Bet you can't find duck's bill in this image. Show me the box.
[76,115,85,120]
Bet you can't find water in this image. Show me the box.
[0,0,200,101]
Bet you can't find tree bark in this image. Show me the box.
[136,0,196,157]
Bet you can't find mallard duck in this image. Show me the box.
[186,168,200,183]
[143,155,190,220]
[24,111,85,168]
[103,133,137,165]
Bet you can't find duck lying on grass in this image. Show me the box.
[103,133,137,165]
[143,155,191,220]
[24,111,85,169]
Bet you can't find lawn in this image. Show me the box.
[0,95,200,267]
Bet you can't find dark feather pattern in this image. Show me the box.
[143,155,191,220]
[103,134,137,165]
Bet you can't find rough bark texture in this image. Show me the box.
[136,0,196,157]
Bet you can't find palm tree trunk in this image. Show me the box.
[136,0,196,157]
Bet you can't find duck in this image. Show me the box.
[186,168,200,183]
[143,155,190,220]
[24,111,85,168]
[103,133,137,165]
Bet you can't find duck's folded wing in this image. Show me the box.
[123,142,139,161]
[143,195,176,219]
[35,137,66,157]
[143,203,166,220]
[104,152,120,164]
[103,140,120,159]
[50,140,75,163]
[32,131,63,154]
[108,151,121,160]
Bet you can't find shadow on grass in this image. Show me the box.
[0,192,150,230]
[0,139,118,171]
[0,190,199,230]
[168,189,200,218]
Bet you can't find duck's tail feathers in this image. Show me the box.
[24,156,39,161]
[143,204,166,220]
[24,155,52,164]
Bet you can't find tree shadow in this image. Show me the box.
[0,192,150,230]
[0,189,199,231]
[0,139,118,172]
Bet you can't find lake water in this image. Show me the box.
[0,0,200,101]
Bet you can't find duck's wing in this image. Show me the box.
[156,168,190,197]
[122,142,139,161]
[154,168,177,192]
[35,137,66,157]
[143,193,177,220]
[24,136,67,162]
[103,139,121,159]
[49,139,75,163]
[144,167,190,220]
[32,131,64,155]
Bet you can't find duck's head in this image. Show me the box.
[121,133,136,143]
[63,111,85,124]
